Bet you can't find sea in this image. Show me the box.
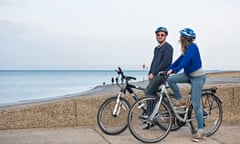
[0,70,148,106]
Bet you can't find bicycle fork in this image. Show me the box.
[149,95,164,122]
[112,92,127,117]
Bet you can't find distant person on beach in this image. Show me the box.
[115,77,119,84]
[141,26,173,129]
[111,77,114,84]
[166,28,206,142]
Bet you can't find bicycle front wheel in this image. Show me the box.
[128,96,172,143]
[189,93,223,137]
[97,96,131,135]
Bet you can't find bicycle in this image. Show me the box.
[97,67,146,135]
[128,72,223,143]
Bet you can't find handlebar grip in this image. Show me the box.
[130,76,136,80]
[159,71,169,76]
[125,76,136,81]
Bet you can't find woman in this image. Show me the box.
[167,28,206,142]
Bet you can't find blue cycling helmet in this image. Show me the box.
[180,28,196,39]
[155,27,168,35]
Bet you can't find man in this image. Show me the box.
[142,26,173,129]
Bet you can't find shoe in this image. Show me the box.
[143,123,155,130]
[174,100,186,109]
[192,131,205,142]
[139,115,148,121]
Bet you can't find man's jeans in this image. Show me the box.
[145,74,165,116]
[167,73,206,129]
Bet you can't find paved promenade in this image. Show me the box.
[0,123,239,144]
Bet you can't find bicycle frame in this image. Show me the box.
[149,83,210,123]
[127,72,222,142]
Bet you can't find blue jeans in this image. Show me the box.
[145,74,165,116]
[167,73,206,129]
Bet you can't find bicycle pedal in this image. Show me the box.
[143,123,155,130]
[203,110,209,117]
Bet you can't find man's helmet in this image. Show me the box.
[155,27,168,35]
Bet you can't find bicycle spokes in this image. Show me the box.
[190,94,222,137]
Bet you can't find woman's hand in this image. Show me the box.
[167,69,173,75]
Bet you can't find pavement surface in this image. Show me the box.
[0,123,239,144]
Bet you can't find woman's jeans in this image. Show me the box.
[167,73,206,129]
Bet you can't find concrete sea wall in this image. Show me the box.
[0,84,239,129]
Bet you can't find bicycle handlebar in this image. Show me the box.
[115,67,136,82]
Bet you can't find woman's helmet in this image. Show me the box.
[155,27,168,35]
[180,28,196,40]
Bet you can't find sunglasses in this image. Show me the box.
[156,34,166,37]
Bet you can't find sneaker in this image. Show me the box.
[174,100,186,109]
[139,115,148,121]
[192,131,205,142]
[143,123,155,130]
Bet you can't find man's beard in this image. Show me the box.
[158,40,165,44]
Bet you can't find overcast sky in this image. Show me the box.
[0,0,240,70]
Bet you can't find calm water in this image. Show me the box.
[0,70,147,106]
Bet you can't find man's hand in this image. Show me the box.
[148,73,154,80]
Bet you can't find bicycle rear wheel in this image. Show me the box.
[189,93,222,137]
[128,96,172,143]
[97,96,131,135]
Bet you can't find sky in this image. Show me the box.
[0,0,240,70]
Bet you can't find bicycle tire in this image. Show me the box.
[97,96,131,135]
[189,93,223,137]
[128,96,172,143]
